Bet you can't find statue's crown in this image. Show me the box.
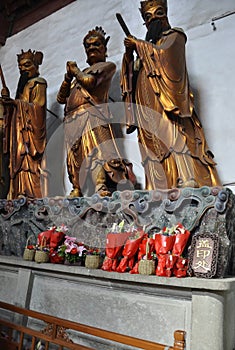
[140,0,167,18]
[83,26,110,47]
[17,49,43,66]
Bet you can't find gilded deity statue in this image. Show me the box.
[1,50,47,199]
[120,0,221,190]
[57,26,136,197]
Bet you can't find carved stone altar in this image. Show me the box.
[0,186,234,276]
[0,187,235,349]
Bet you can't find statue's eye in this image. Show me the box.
[156,9,164,16]
[93,42,100,47]
[144,13,152,22]
[154,6,165,16]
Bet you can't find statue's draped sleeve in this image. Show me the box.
[123,29,194,119]
[121,29,195,126]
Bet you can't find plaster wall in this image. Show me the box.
[0,0,235,195]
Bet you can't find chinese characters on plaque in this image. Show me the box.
[189,233,219,278]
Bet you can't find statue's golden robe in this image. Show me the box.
[121,28,221,189]
[8,77,47,199]
[58,61,124,194]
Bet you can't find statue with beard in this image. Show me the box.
[121,0,221,190]
[1,50,47,199]
[57,27,136,197]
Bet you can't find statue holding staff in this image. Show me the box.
[0,50,47,199]
[119,0,221,190]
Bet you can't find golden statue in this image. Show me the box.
[120,0,221,190]
[57,27,136,197]
[1,50,47,199]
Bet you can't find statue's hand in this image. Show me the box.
[1,97,16,106]
[66,61,79,79]
[1,87,10,98]
[124,35,137,51]
[124,36,137,61]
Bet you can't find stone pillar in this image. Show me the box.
[191,291,224,350]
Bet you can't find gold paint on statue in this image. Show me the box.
[1,50,47,199]
[121,1,221,190]
[57,27,135,197]
[140,0,167,16]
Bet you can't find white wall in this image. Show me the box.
[0,0,235,194]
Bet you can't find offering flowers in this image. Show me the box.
[101,221,131,272]
[154,226,176,255]
[173,256,188,278]
[37,224,68,249]
[85,247,103,256]
[116,227,145,273]
[131,234,155,274]
[153,223,190,277]
[172,223,190,256]
[172,223,190,278]
[49,247,65,264]
[58,235,87,265]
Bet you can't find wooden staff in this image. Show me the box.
[0,64,10,98]
[116,13,132,37]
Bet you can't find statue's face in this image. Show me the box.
[84,35,106,65]
[18,58,38,78]
[143,5,166,28]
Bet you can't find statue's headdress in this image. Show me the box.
[17,49,43,66]
[140,0,167,20]
[83,26,110,48]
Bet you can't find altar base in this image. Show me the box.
[0,256,234,350]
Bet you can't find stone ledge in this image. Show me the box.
[1,255,235,292]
